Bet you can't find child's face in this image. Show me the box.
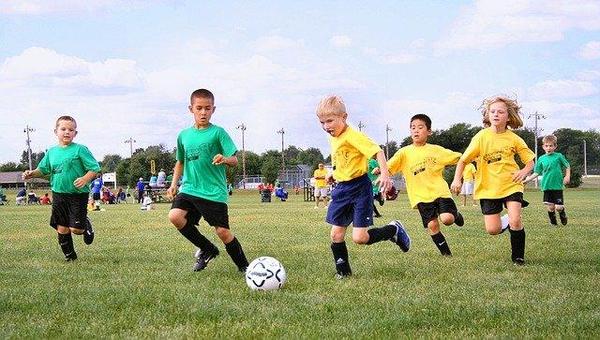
[54,119,77,145]
[542,142,557,154]
[318,113,347,137]
[189,96,215,128]
[410,119,431,145]
[488,101,509,130]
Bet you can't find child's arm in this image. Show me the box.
[563,167,571,185]
[22,169,43,180]
[522,172,539,184]
[167,161,183,198]
[74,171,98,189]
[450,160,466,195]
[512,160,535,183]
[212,154,238,167]
[374,150,392,194]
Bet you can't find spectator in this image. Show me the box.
[40,193,52,205]
[28,190,39,204]
[136,177,145,203]
[16,187,26,205]
[157,169,167,187]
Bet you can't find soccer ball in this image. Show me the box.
[245,256,287,291]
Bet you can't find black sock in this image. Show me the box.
[366,224,396,244]
[558,210,566,218]
[509,228,525,261]
[548,211,557,225]
[431,232,452,256]
[225,237,249,271]
[178,222,216,253]
[331,242,351,275]
[58,233,75,258]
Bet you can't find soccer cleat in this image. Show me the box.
[335,272,352,280]
[83,217,94,245]
[65,252,78,261]
[454,212,464,227]
[559,212,568,225]
[512,257,525,266]
[390,220,411,252]
[193,248,219,272]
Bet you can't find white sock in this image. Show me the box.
[501,214,509,230]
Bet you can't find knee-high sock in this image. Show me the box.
[366,224,396,244]
[509,228,526,261]
[431,232,452,256]
[331,242,351,275]
[58,233,75,257]
[225,237,249,270]
[178,221,216,252]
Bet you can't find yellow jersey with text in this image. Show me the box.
[460,128,535,199]
[329,126,381,182]
[462,163,476,181]
[313,168,328,188]
[388,144,461,208]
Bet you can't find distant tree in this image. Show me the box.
[261,153,281,185]
[115,159,131,188]
[100,154,123,173]
[296,147,325,169]
[0,162,24,172]
[20,150,45,170]
[380,140,400,157]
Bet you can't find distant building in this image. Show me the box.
[0,171,49,189]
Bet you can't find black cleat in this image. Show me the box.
[193,248,219,272]
[335,272,352,280]
[83,217,94,245]
[65,252,78,261]
[512,257,525,266]
[454,212,464,227]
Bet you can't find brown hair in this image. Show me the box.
[542,134,557,145]
[55,115,77,128]
[190,88,215,103]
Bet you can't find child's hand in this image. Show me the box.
[512,169,529,183]
[166,186,177,199]
[450,179,462,195]
[73,177,86,188]
[212,154,225,165]
[22,170,34,180]
[325,174,334,184]
[563,176,570,185]
[376,173,392,194]
[371,167,380,175]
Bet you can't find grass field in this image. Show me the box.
[1,189,599,338]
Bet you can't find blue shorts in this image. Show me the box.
[326,174,373,228]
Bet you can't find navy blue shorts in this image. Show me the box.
[326,174,373,228]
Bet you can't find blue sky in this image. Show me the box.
[1,0,599,163]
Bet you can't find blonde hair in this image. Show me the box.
[542,134,557,145]
[316,95,347,118]
[480,95,523,129]
[55,115,77,128]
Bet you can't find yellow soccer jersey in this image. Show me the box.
[460,128,535,199]
[388,144,461,208]
[462,163,476,182]
[329,126,381,182]
[313,168,328,188]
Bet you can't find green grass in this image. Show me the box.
[1,189,599,338]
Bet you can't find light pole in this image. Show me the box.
[124,137,136,158]
[277,128,285,173]
[358,121,365,132]
[385,124,392,159]
[24,125,35,170]
[528,112,546,187]
[236,123,247,189]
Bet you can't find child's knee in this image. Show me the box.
[71,228,84,235]
[352,233,369,244]
[330,228,346,243]
[546,203,556,211]
[439,213,454,226]
[168,209,186,228]
[485,223,501,235]
[215,227,233,243]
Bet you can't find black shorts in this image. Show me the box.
[50,192,89,230]
[543,190,564,205]
[92,192,101,200]
[480,192,529,215]
[171,193,229,228]
[416,198,458,228]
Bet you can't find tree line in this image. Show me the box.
[3,124,598,188]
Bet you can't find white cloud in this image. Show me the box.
[579,41,600,60]
[254,35,304,52]
[435,0,600,53]
[577,69,600,81]
[528,79,597,99]
[366,39,425,65]
[330,35,352,48]
[521,100,600,133]
[0,47,145,92]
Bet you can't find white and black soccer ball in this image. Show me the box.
[245,256,287,291]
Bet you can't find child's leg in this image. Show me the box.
[546,203,557,225]
[168,208,217,253]
[57,225,77,261]
[215,227,249,272]
[483,214,502,235]
[427,219,452,256]
[506,201,525,264]
[331,226,351,276]
[556,204,567,225]
[352,224,396,245]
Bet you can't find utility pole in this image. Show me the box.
[277,128,285,173]
[385,124,392,159]
[584,140,588,177]
[24,125,35,170]
[358,121,365,132]
[124,137,136,158]
[236,123,247,189]
[528,111,546,188]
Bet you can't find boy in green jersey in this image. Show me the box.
[167,89,249,272]
[23,116,100,261]
[523,135,571,226]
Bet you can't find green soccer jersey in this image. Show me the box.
[534,152,570,191]
[176,124,237,203]
[37,143,100,194]
[367,158,380,194]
